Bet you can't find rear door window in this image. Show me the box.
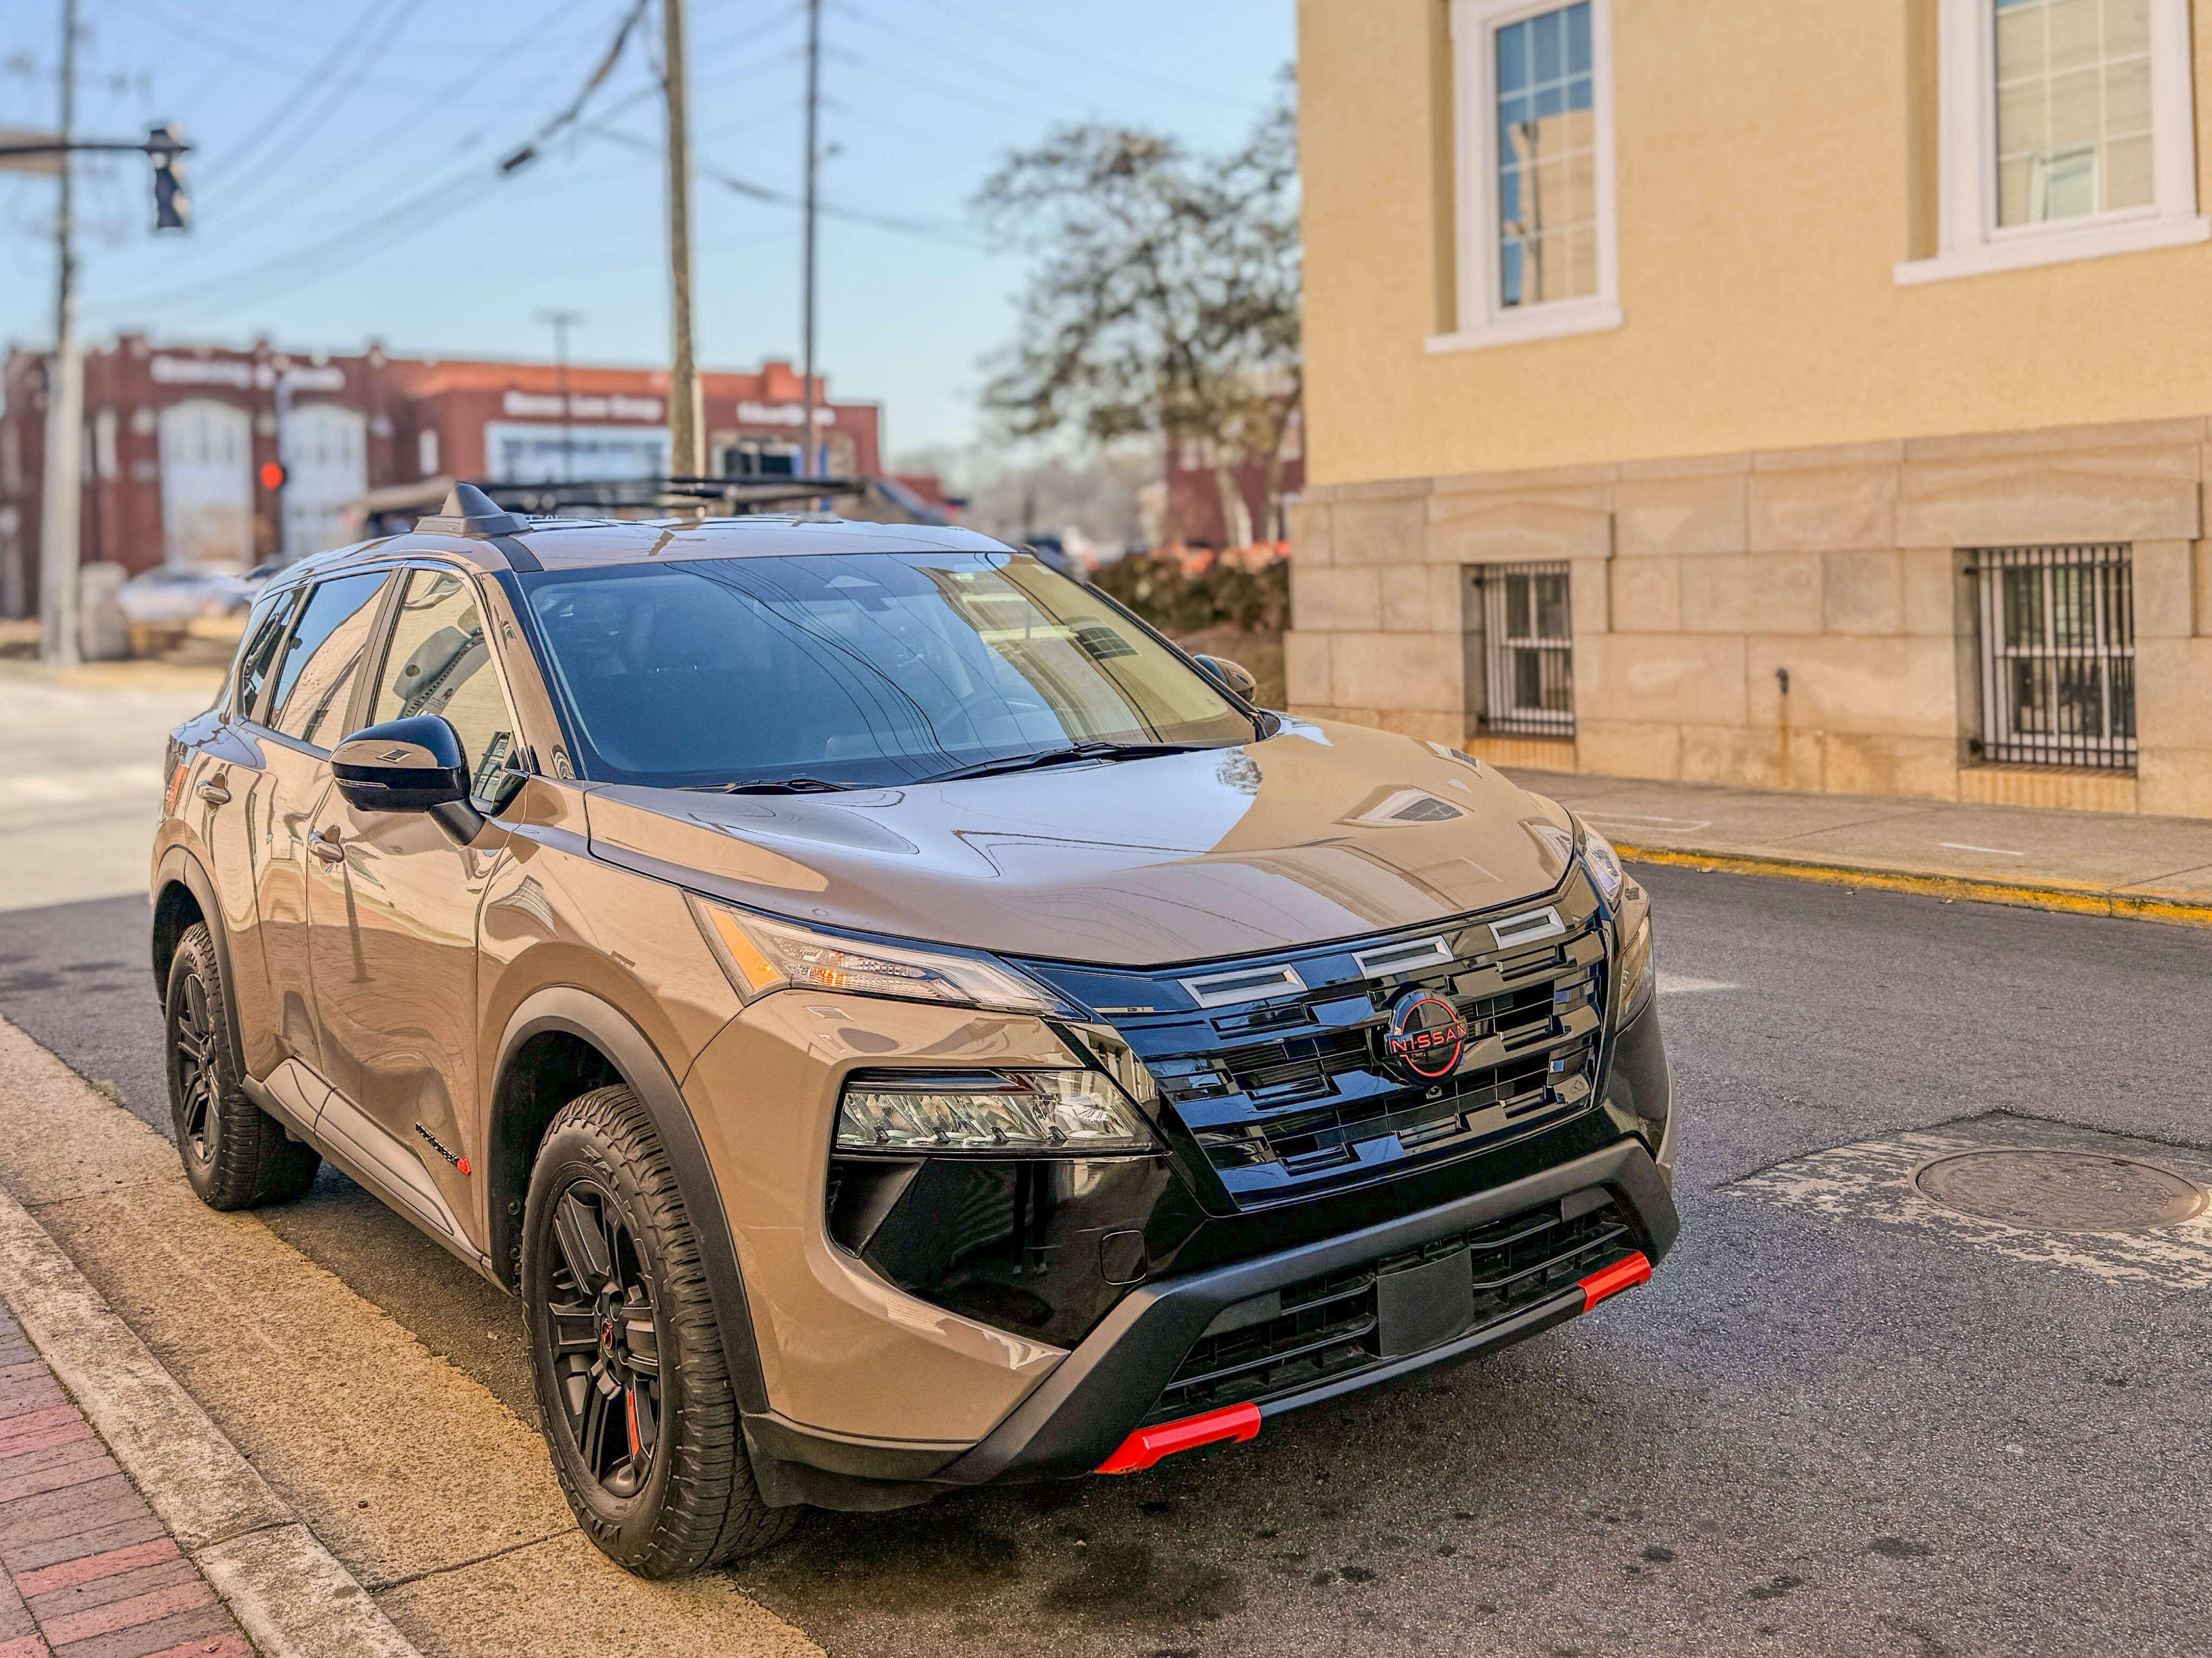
[266,572,393,749]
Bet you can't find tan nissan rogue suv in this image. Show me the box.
[151,484,1678,1576]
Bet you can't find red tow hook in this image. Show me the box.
[1578,1250,1653,1310]
[1096,1402,1262,1474]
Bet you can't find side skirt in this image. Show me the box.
[243,1062,503,1287]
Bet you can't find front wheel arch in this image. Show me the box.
[488,989,768,1418]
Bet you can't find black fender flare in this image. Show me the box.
[151,845,245,1070]
[491,987,768,1416]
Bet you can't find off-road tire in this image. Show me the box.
[164,922,320,1209]
[521,1084,793,1576]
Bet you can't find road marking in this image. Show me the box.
[1656,972,1738,995]
[1734,1125,2212,1289]
[1938,842,2025,857]
[0,764,164,804]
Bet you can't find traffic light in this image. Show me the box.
[146,125,188,232]
[260,461,287,492]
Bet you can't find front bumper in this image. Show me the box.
[743,1131,1677,1507]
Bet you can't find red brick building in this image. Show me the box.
[1162,409,1305,549]
[0,337,885,615]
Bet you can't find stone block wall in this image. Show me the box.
[1287,418,2212,819]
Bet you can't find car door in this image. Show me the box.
[252,569,397,1079]
[304,564,522,1246]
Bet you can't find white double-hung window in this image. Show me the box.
[1431,0,1619,352]
[1901,0,2204,283]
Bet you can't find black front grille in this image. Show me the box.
[1117,899,1610,1209]
[1149,1195,1635,1422]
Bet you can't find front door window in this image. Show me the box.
[370,569,520,800]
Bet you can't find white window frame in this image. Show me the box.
[1429,0,1621,354]
[1898,0,2206,285]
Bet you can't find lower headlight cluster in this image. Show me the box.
[837,1070,1155,1153]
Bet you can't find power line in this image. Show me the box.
[97,0,421,97]
[497,0,650,175]
[893,0,1267,113]
[81,0,661,327]
[213,0,605,220]
[581,121,982,248]
[87,155,504,320]
[214,0,433,215]
[819,40,1063,126]
[85,0,653,319]
[205,0,406,185]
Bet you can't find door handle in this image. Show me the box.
[308,831,346,864]
[195,780,231,806]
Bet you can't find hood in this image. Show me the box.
[582,718,1577,967]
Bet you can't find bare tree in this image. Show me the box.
[975,75,1300,545]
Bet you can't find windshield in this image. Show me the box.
[516,551,1257,789]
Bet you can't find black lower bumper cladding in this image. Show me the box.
[744,1133,1675,1508]
[942,1133,1676,1488]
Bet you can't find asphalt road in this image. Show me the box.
[5,856,2209,1657]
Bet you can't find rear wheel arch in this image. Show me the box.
[152,850,242,1065]
[488,989,768,1416]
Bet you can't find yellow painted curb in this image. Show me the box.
[1614,843,2212,929]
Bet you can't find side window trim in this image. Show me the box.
[334,572,410,752]
[238,585,307,729]
[261,566,404,753]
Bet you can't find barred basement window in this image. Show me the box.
[1971,543,2135,770]
[1471,561,1575,737]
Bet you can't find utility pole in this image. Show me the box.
[37,0,80,667]
[538,309,583,482]
[662,0,703,482]
[271,369,294,561]
[800,0,821,479]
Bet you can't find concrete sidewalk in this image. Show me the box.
[1502,769,2212,925]
[0,1017,818,1658]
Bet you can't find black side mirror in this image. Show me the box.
[1192,654,1259,703]
[331,715,484,844]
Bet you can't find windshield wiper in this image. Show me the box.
[689,776,851,794]
[919,742,1206,784]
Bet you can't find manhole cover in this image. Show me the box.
[1913,1149,2207,1233]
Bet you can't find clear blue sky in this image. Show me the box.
[0,0,1293,456]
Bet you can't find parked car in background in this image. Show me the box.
[117,564,255,625]
[117,564,257,659]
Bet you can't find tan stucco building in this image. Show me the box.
[1290,0,2212,817]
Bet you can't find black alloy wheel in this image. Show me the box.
[164,922,320,1210]
[172,969,220,1165]
[543,1181,663,1499]
[521,1085,791,1575]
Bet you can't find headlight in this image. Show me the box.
[687,895,1064,1014]
[1575,817,1627,908]
[837,1070,1155,1153]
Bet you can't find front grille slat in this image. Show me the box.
[1103,902,1611,1211]
[1148,1196,1635,1423]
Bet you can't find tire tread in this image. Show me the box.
[167,923,319,1210]
[525,1085,792,1575]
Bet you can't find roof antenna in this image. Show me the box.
[419,481,527,538]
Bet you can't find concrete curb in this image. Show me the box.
[1617,842,2212,928]
[0,1187,423,1658]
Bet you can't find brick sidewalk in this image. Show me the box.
[0,1309,248,1658]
